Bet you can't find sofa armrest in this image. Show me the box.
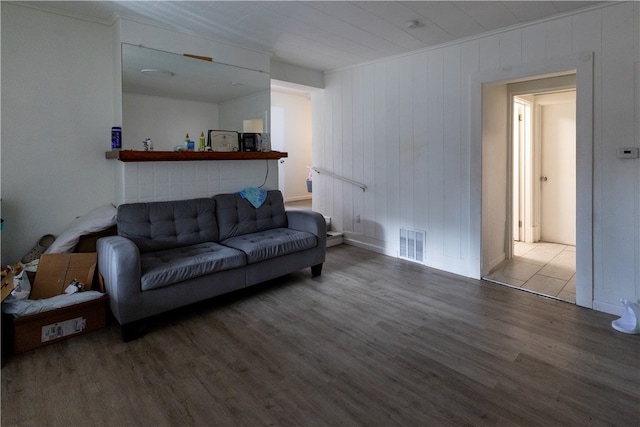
[96,235,141,324]
[286,210,327,249]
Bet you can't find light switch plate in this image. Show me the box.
[617,147,639,159]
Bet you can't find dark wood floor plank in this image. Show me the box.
[2,245,639,426]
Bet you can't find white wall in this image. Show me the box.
[481,83,509,275]
[312,2,640,314]
[1,3,116,264]
[219,90,270,133]
[271,91,313,202]
[271,60,324,89]
[0,4,274,264]
[123,93,219,151]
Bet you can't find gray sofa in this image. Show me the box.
[97,190,326,341]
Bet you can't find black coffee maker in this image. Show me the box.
[240,133,260,152]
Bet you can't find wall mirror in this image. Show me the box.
[121,43,270,149]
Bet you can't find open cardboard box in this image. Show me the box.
[10,253,108,354]
[30,253,103,298]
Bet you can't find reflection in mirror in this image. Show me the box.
[243,118,264,133]
[121,43,270,150]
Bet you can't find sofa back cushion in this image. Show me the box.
[214,190,287,241]
[117,198,218,253]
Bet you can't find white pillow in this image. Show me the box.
[45,204,117,254]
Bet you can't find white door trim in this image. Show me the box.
[470,52,594,309]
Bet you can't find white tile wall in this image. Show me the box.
[115,160,279,205]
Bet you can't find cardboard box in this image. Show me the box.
[10,253,107,353]
[30,253,101,299]
[12,295,108,353]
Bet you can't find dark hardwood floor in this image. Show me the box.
[2,245,639,426]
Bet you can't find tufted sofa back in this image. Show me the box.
[214,190,287,241]
[117,198,218,253]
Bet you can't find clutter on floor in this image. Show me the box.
[2,205,116,355]
[20,234,55,264]
[2,253,107,353]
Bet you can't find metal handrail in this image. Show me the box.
[311,167,367,192]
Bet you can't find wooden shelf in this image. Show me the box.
[105,150,288,162]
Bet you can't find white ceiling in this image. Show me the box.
[19,1,601,72]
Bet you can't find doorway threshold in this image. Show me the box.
[481,276,575,304]
[483,241,576,304]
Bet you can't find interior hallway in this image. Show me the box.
[483,241,576,303]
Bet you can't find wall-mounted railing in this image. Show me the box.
[311,167,367,192]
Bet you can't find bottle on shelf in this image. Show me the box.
[111,126,122,150]
[185,133,195,151]
[198,132,206,151]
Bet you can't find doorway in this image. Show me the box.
[473,52,594,309]
[484,85,577,302]
[270,81,314,206]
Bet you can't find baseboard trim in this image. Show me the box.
[342,235,396,258]
[342,235,472,280]
[593,300,624,316]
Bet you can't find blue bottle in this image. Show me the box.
[111,126,122,150]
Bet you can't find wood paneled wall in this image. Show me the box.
[312,2,639,313]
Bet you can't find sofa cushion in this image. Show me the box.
[118,198,218,253]
[221,228,318,264]
[140,242,246,291]
[214,191,287,241]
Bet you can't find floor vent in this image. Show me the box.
[399,228,426,264]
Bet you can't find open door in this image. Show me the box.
[538,92,576,246]
[512,97,533,243]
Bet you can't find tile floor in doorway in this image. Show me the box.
[484,241,576,302]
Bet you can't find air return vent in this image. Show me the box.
[399,228,426,264]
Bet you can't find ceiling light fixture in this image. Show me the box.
[140,68,175,77]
